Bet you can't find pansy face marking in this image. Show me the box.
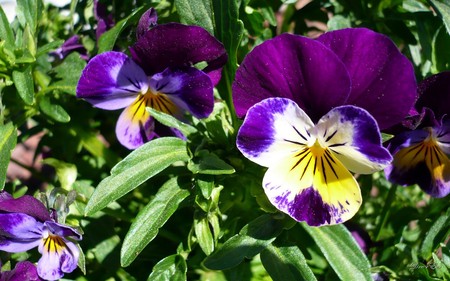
[237,98,392,226]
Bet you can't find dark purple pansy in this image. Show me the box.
[51,35,88,61]
[385,71,450,198]
[233,28,417,226]
[94,0,115,40]
[0,261,43,281]
[77,9,227,149]
[0,191,82,280]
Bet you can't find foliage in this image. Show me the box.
[0,0,449,280]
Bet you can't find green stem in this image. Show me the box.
[374,184,399,241]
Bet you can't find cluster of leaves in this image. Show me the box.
[0,0,449,280]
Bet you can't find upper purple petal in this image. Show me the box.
[416,71,450,121]
[136,7,158,39]
[149,67,214,118]
[76,51,148,110]
[0,192,51,222]
[232,33,351,122]
[45,221,82,241]
[317,28,417,130]
[129,23,227,81]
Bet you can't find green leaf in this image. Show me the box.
[16,0,39,32]
[203,214,292,270]
[146,107,197,137]
[0,6,15,47]
[302,224,372,281]
[432,26,450,72]
[429,0,450,35]
[420,207,450,260]
[84,137,190,216]
[327,15,352,31]
[41,158,77,190]
[121,178,190,266]
[97,7,145,54]
[12,66,34,105]
[147,254,187,281]
[0,123,17,190]
[433,253,450,279]
[195,212,215,255]
[38,95,71,123]
[188,150,235,175]
[174,0,214,34]
[51,52,86,95]
[260,243,317,281]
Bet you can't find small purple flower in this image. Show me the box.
[76,9,227,149]
[233,28,417,226]
[0,261,43,281]
[51,35,88,61]
[94,0,115,40]
[385,71,450,198]
[0,192,81,281]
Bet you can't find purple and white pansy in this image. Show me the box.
[76,9,227,149]
[0,192,81,281]
[385,71,450,198]
[233,28,417,226]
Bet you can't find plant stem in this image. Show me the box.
[374,184,399,241]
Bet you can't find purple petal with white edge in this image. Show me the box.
[76,51,148,110]
[315,105,392,174]
[232,33,351,121]
[115,104,156,149]
[45,221,82,240]
[416,71,450,121]
[237,98,314,167]
[149,67,214,118]
[0,193,51,222]
[136,7,158,39]
[317,28,417,130]
[385,128,450,198]
[130,23,227,81]
[37,238,80,281]
[0,213,43,252]
[0,261,43,281]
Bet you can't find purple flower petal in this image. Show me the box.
[0,261,43,281]
[0,193,51,222]
[416,71,450,121]
[0,213,43,252]
[317,28,417,130]
[115,103,156,149]
[385,127,450,198]
[45,221,82,240]
[136,7,158,39]
[76,51,148,110]
[149,67,214,118]
[130,23,227,82]
[315,105,392,174]
[232,33,351,122]
[37,238,80,281]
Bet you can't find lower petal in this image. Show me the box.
[116,101,156,149]
[37,238,80,280]
[263,149,362,226]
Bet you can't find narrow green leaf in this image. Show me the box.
[261,243,317,281]
[97,7,145,54]
[146,107,197,137]
[12,66,34,105]
[432,253,450,279]
[188,150,235,175]
[203,214,291,270]
[0,6,14,47]
[420,207,450,260]
[429,0,450,35]
[121,178,190,266]
[147,254,187,281]
[84,137,190,216]
[432,26,450,72]
[39,96,71,123]
[174,0,214,34]
[194,213,215,255]
[0,123,17,189]
[16,0,38,32]
[302,224,372,281]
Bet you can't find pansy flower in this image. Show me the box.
[385,71,450,198]
[0,261,43,281]
[233,28,417,226]
[51,35,88,61]
[77,9,227,149]
[0,192,81,280]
